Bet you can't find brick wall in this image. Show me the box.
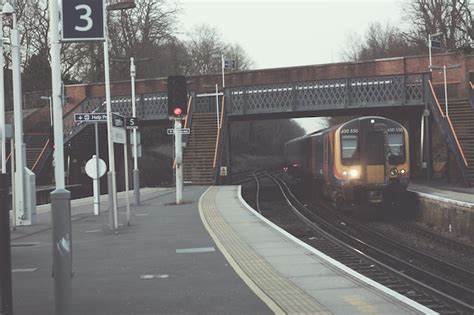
[64,53,474,99]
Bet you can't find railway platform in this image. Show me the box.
[9,185,434,314]
[407,180,474,242]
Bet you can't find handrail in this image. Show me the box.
[431,80,461,86]
[32,138,51,171]
[213,95,225,168]
[429,80,446,117]
[428,80,468,167]
[183,96,193,129]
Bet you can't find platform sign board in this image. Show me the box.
[131,145,142,158]
[85,157,107,179]
[126,117,139,129]
[430,40,442,49]
[130,131,141,144]
[220,166,228,176]
[62,0,106,42]
[112,113,125,127]
[111,126,126,144]
[74,113,107,122]
[0,124,13,139]
[167,128,190,135]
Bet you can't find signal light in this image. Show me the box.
[167,75,187,117]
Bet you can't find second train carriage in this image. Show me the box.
[284,116,410,209]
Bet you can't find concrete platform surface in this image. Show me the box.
[10,187,271,315]
[9,185,438,314]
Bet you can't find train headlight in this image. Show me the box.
[400,169,406,175]
[349,169,359,178]
[342,170,348,177]
[390,167,398,176]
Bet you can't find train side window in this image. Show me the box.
[341,134,359,164]
[388,132,405,164]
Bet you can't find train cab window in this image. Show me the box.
[388,132,405,164]
[341,134,359,164]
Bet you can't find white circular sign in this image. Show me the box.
[85,157,107,179]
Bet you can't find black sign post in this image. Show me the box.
[0,174,12,315]
[62,0,106,42]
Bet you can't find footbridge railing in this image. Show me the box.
[227,74,426,116]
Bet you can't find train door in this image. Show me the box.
[360,120,387,185]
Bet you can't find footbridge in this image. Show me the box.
[20,53,474,190]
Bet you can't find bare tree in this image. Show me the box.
[403,0,473,51]
[184,24,254,75]
[341,22,421,61]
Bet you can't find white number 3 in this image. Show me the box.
[74,4,93,32]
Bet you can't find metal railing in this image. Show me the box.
[228,74,425,116]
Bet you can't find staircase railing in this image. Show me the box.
[427,79,470,184]
[183,95,194,146]
[31,138,52,172]
[213,93,227,184]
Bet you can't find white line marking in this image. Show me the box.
[176,247,216,254]
[85,229,102,233]
[140,274,169,280]
[135,213,150,216]
[12,268,38,273]
[11,242,39,247]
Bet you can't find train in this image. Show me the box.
[284,116,410,210]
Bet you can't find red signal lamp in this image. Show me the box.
[174,107,183,116]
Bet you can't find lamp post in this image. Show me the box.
[429,64,461,116]
[104,1,136,231]
[49,0,74,313]
[3,0,28,226]
[0,11,5,175]
[130,57,140,205]
[428,32,443,71]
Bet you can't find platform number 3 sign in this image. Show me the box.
[62,0,105,42]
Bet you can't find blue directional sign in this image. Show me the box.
[430,40,442,49]
[62,0,105,42]
[74,113,107,122]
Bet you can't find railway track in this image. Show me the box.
[248,171,474,314]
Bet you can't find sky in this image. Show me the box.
[178,0,405,69]
[177,0,405,133]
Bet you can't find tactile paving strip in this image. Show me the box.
[199,186,331,315]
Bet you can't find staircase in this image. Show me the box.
[183,113,218,185]
[24,133,50,171]
[440,98,474,185]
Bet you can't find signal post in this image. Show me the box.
[167,76,188,205]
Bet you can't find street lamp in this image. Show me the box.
[3,0,27,225]
[0,5,6,175]
[428,32,443,71]
[429,64,461,116]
